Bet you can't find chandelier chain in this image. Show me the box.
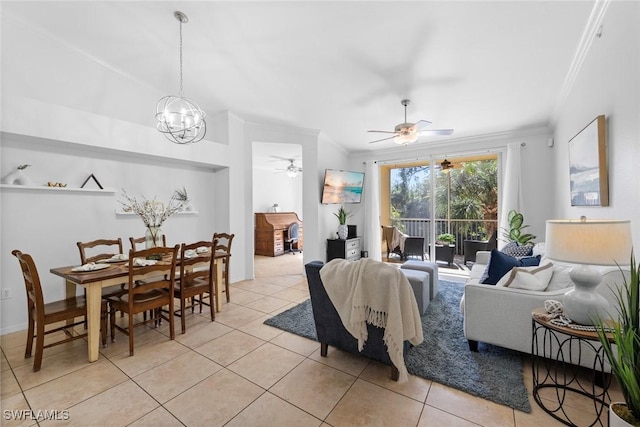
[155,10,206,144]
[179,19,183,97]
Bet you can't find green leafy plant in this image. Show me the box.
[174,186,189,203]
[437,233,456,245]
[501,209,536,245]
[595,253,640,425]
[333,206,350,225]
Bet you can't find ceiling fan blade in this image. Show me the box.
[420,128,454,136]
[367,130,397,134]
[413,120,432,131]
[369,135,397,144]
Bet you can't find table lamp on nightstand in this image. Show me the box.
[545,218,632,325]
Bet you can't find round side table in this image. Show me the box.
[531,307,613,427]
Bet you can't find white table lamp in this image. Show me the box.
[545,218,632,325]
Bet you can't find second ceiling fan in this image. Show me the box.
[368,99,454,144]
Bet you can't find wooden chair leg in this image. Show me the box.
[181,297,187,334]
[128,311,134,356]
[33,323,45,372]
[25,314,34,358]
[101,305,108,347]
[209,291,215,322]
[110,307,116,342]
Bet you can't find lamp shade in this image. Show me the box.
[545,219,632,266]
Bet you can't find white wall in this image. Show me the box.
[1,134,218,334]
[551,1,640,251]
[317,133,356,247]
[252,168,303,215]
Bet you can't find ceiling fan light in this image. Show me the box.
[441,158,453,173]
[394,133,418,145]
[286,164,298,178]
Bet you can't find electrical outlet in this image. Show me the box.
[1,289,11,299]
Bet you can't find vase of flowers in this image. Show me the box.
[120,188,187,258]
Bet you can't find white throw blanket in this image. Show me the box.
[391,227,408,252]
[320,258,424,382]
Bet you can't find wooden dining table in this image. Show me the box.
[50,251,226,363]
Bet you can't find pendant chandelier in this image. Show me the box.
[156,11,206,144]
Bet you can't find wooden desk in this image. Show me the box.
[255,212,303,256]
[50,252,225,363]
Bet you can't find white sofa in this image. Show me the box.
[461,250,629,365]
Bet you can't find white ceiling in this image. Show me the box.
[2,1,596,156]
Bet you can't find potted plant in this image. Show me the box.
[437,233,456,246]
[501,209,536,257]
[595,253,639,427]
[334,206,350,240]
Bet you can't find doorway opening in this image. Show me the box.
[252,142,304,278]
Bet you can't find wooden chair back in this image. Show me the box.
[174,240,216,333]
[77,238,123,264]
[109,245,178,355]
[126,246,178,307]
[129,235,167,251]
[213,232,235,303]
[12,250,45,320]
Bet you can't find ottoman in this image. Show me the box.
[401,260,439,300]
[400,268,429,315]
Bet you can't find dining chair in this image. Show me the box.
[107,245,178,356]
[129,235,167,251]
[213,232,235,303]
[173,240,215,334]
[12,250,107,372]
[77,238,124,264]
[77,238,128,300]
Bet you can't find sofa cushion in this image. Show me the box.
[501,242,533,257]
[496,261,553,291]
[480,249,541,285]
[545,264,574,291]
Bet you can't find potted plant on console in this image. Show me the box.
[334,206,350,240]
[437,233,456,246]
[501,209,536,257]
[595,253,640,427]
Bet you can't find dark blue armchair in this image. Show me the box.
[305,260,409,380]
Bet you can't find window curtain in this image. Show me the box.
[498,142,523,249]
[364,161,382,261]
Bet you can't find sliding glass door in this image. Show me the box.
[382,154,498,265]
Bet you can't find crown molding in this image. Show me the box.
[549,0,611,128]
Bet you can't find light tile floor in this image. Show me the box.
[0,254,621,426]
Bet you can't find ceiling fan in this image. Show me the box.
[368,99,454,144]
[275,159,303,178]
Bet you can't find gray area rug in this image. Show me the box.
[264,280,531,412]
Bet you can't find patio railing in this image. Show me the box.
[391,218,498,256]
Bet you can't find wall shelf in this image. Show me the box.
[0,184,115,194]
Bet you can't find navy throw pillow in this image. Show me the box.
[480,249,541,285]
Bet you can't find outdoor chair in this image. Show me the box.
[463,230,497,265]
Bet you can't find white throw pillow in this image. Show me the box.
[545,265,574,291]
[496,261,554,291]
